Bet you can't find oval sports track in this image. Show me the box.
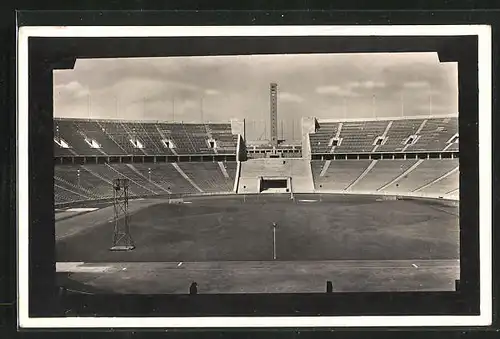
[55,193,460,294]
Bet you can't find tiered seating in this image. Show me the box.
[73,120,126,155]
[109,164,166,194]
[446,143,459,152]
[350,160,418,191]
[142,122,176,155]
[54,120,102,156]
[53,119,238,156]
[313,160,372,191]
[54,190,72,204]
[406,118,458,152]
[418,169,459,196]
[82,164,153,196]
[54,144,75,157]
[132,163,199,194]
[54,161,238,205]
[55,166,104,199]
[310,161,324,180]
[376,119,423,152]
[312,159,459,197]
[309,117,459,154]
[208,123,238,154]
[178,162,234,193]
[224,161,237,180]
[54,185,88,204]
[157,123,213,155]
[309,122,339,153]
[55,165,120,199]
[126,122,164,155]
[380,159,459,193]
[97,121,148,156]
[334,121,388,153]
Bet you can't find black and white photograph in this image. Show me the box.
[53,52,461,294]
[16,24,492,328]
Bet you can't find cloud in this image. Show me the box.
[54,81,89,98]
[278,92,304,103]
[54,53,457,131]
[204,89,220,96]
[316,81,385,98]
[403,81,429,89]
[415,103,454,114]
[315,85,359,97]
[348,81,386,89]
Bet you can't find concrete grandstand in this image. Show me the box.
[54,114,459,205]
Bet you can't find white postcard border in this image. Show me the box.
[17,25,492,328]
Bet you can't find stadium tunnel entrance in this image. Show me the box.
[258,176,291,194]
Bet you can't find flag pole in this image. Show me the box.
[272,223,277,260]
[200,97,204,123]
[401,91,404,117]
[429,87,433,117]
[343,97,347,120]
[372,94,376,119]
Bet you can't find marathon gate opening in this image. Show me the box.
[258,176,292,194]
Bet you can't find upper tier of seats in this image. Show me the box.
[310,116,458,154]
[53,119,238,157]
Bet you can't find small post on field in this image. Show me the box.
[272,222,277,260]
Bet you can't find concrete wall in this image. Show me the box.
[312,189,459,201]
[238,158,314,193]
[301,117,317,160]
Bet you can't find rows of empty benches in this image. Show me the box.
[54,162,237,204]
[311,159,459,198]
[309,117,458,154]
[54,119,239,157]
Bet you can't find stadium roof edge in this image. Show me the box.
[53,117,233,124]
[316,113,458,124]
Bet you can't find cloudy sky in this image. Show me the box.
[53,53,457,140]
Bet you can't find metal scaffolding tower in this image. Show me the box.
[110,178,135,251]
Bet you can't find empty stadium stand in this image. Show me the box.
[309,117,458,154]
[311,159,459,198]
[131,163,200,194]
[416,167,459,196]
[53,118,238,157]
[177,162,236,193]
[334,120,388,153]
[380,159,458,194]
[376,119,423,153]
[309,122,339,154]
[54,161,238,205]
[53,115,459,206]
[349,159,419,192]
[313,160,373,191]
[405,117,458,152]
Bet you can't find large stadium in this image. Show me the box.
[54,80,460,294]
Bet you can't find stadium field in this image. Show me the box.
[55,194,459,294]
[56,194,459,262]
